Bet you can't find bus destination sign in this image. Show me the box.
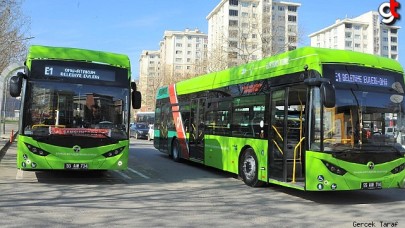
[44,65,115,81]
[335,70,395,88]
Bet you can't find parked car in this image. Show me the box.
[148,124,154,141]
[130,123,149,139]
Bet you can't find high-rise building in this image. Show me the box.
[138,50,160,112]
[206,0,301,70]
[159,28,208,84]
[309,11,400,60]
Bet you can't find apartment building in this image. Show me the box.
[206,0,301,70]
[138,50,160,112]
[309,11,400,60]
[159,28,208,84]
[138,29,208,111]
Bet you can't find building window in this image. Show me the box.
[391,37,398,43]
[355,43,360,48]
[345,32,352,38]
[176,43,182,47]
[288,6,297,12]
[345,41,352,47]
[391,46,397,51]
[229,30,238,38]
[229,9,238,16]
[229,20,238,27]
[230,0,238,6]
[241,2,249,7]
[345,23,352,29]
[288,36,296,43]
[228,52,237,59]
[288,25,296,32]
[288,15,296,22]
[391,29,398,34]
[229,41,238,48]
[278,6,284,11]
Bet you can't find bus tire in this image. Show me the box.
[171,139,181,162]
[239,148,264,187]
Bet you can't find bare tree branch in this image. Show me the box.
[0,0,30,73]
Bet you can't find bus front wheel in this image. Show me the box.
[171,139,181,162]
[239,148,263,187]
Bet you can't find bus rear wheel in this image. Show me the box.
[171,139,181,162]
[240,148,264,187]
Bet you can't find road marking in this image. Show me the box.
[16,169,24,179]
[113,170,131,179]
[128,167,150,179]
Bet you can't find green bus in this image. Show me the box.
[153,47,405,191]
[9,45,141,171]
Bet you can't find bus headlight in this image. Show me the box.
[24,143,50,156]
[102,146,125,158]
[322,160,347,176]
[391,163,405,174]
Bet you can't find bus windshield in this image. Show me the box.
[315,65,405,154]
[23,81,129,140]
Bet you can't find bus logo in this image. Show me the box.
[378,0,401,25]
[367,161,375,170]
[73,145,81,153]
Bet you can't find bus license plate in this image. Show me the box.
[361,181,382,190]
[64,163,88,170]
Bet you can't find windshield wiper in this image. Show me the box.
[332,145,403,156]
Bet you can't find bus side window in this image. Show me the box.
[232,95,265,138]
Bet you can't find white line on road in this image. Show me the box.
[16,169,24,179]
[127,167,150,179]
[113,170,131,179]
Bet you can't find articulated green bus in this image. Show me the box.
[10,45,141,171]
[154,47,405,191]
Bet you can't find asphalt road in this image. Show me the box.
[0,139,404,227]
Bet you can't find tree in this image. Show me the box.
[0,0,31,73]
[207,5,304,73]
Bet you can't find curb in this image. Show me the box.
[0,132,18,162]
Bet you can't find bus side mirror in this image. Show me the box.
[320,82,336,108]
[9,72,25,97]
[132,91,142,109]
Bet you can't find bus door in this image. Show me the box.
[159,102,170,152]
[269,86,306,183]
[189,98,205,161]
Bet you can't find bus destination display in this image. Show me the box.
[44,65,116,81]
[335,70,395,87]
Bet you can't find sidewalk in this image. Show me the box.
[0,123,19,162]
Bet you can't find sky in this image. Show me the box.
[22,0,404,80]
